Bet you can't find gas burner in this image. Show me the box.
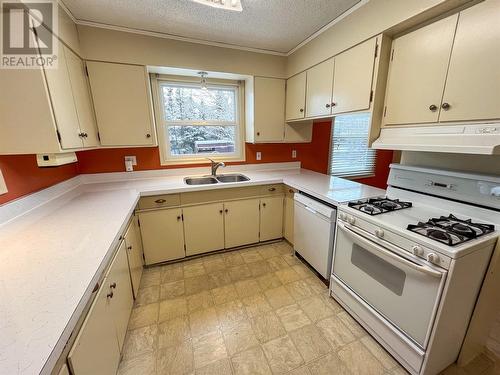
[348,197,412,216]
[407,215,495,246]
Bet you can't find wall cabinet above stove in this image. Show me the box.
[0,38,99,154]
[383,1,500,126]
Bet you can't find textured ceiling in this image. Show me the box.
[62,0,362,54]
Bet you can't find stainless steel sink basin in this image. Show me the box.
[184,176,218,185]
[216,174,250,183]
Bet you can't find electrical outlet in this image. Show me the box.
[256,152,262,161]
[125,156,137,165]
[292,150,297,158]
[0,169,8,195]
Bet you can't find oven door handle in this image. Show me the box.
[338,222,443,278]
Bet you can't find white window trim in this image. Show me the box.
[151,74,246,165]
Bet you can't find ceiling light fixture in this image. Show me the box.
[191,0,243,12]
[198,71,208,90]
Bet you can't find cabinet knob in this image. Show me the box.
[268,187,276,192]
[225,209,229,213]
[219,209,223,214]
[429,104,438,112]
[177,215,181,221]
[299,108,304,113]
[155,199,167,204]
[262,203,266,207]
[325,103,331,108]
[146,133,151,138]
[110,282,116,289]
[331,102,337,107]
[441,102,451,111]
[107,291,114,299]
[288,189,294,194]
[256,132,260,136]
[127,245,132,250]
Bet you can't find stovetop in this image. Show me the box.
[407,214,495,246]
[348,197,412,215]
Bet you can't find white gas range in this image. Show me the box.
[330,164,500,375]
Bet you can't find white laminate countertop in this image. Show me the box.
[0,163,385,375]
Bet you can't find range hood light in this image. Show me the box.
[191,0,243,12]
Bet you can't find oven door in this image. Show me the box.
[332,221,447,349]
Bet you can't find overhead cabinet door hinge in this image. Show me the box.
[85,65,89,76]
[369,90,374,103]
[384,106,387,117]
[391,49,395,61]
[97,132,101,141]
[374,44,378,58]
[137,218,140,227]
[56,130,62,143]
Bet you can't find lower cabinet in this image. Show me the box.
[224,198,260,248]
[124,216,144,298]
[68,241,133,375]
[138,208,185,265]
[183,203,225,256]
[260,196,284,241]
[283,188,295,244]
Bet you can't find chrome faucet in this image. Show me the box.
[207,158,225,176]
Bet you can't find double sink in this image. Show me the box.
[185,174,250,185]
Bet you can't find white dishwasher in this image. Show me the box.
[294,193,337,279]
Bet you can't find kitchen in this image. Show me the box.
[0,0,499,374]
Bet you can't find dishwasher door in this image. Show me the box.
[293,194,336,278]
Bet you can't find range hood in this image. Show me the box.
[372,122,500,155]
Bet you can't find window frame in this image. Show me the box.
[328,114,376,180]
[151,74,246,165]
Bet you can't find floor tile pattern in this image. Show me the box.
[118,241,497,375]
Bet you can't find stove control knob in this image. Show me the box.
[375,229,384,238]
[412,245,424,257]
[347,216,356,225]
[427,253,440,264]
[339,212,347,221]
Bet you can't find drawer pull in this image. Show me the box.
[127,245,132,250]
[268,187,276,192]
[110,282,116,289]
[107,291,114,299]
[288,189,294,193]
[262,203,267,208]
[155,199,167,204]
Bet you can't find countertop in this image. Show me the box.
[0,163,385,375]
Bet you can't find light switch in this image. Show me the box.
[292,150,297,158]
[0,169,7,195]
[256,152,262,161]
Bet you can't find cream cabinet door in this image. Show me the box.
[183,203,225,256]
[139,208,185,265]
[260,196,284,241]
[224,198,260,248]
[86,62,155,146]
[285,72,307,121]
[68,277,120,375]
[124,217,144,299]
[106,241,134,351]
[306,58,334,118]
[65,49,99,147]
[439,0,500,122]
[43,40,83,149]
[383,14,458,125]
[332,38,376,115]
[283,189,295,244]
[254,77,285,142]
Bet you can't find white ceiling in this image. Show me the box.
[62,0,362,54]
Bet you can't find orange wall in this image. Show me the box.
[0,121,392,205]
[0,155,79,205]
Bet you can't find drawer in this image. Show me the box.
[180,186,263,205]
[138,194,181,210]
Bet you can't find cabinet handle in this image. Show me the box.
[155,199,166,204]
[268,187,276,192]
[127,245,132,250]
[331,102,337,107]
[441,102,451,111]
[299,108,304,113]
[107,291,114,299]
[429,104,438,112]
[110,282,116,289]
[146,133,151,138]
[325,103,331,108]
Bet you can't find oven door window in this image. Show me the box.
[333,224,446,348]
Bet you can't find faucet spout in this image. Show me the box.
[207,158,226,176]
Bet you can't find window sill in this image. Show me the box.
[330,174,375,180]
[160,155,245,166]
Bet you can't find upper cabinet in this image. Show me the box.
[86,62,157,147]
[382,15,458,125]
[285,71,307,121]
[438,0,500,122]
[383,0,500,126]
[305,59,334,118]
[0,38,99,154]
[285,36,379,122]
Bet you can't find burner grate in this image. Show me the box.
[348,198,412,216]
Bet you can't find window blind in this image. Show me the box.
[329,113,376,178]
